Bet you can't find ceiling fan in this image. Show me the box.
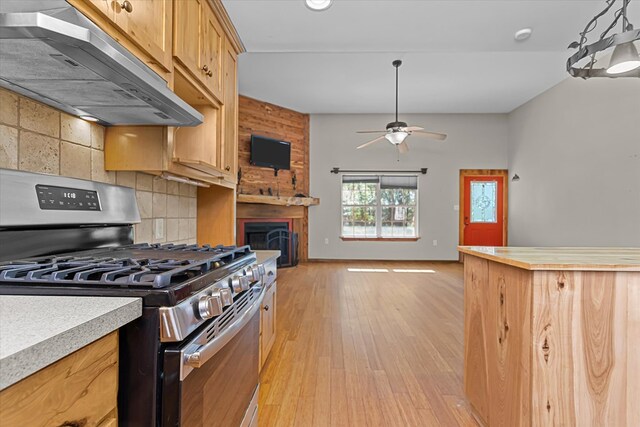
[356,60,447,154]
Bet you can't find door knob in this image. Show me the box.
[120,0,133,13]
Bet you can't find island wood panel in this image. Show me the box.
[463,255,491,424]
[486,262,532,427]
[0,332,119,427]
[464,252,640,427]
[464,257,532,426]
[531,270,640,427]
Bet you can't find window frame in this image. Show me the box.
[339,174,420,241]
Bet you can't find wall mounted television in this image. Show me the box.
[250,135,291,172]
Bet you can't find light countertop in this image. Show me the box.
[0,296,141,390]
[255,250,281,264]
[458,246,640,271]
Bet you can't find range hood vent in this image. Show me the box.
[0,1,203,126]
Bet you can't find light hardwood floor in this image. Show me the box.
[258,261,479,426]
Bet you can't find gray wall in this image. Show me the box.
[508,77,640,247]
[309,114,509,260]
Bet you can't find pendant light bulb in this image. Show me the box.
[385,131,409,145]
[607,42,640,74]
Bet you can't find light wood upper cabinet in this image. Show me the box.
[201,5,224,99]
[173,0,223,101]
[221,37,238,180]
[173,0,202,76]
[112,0,173,71]
[84,0,113,19]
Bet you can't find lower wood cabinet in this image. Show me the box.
[0,332,119,427]
[260,282,277,370]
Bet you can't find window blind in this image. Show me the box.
[342,175,380,184]
[380,175,418,189]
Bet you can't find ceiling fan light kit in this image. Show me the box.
[305,0,332,11]
[355,60,448,153]
[567,0,640,78]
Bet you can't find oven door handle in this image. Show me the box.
[183,286,265,370]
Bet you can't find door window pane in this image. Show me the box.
[470,181,497,223]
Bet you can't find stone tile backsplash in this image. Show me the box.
[0,87,197,245]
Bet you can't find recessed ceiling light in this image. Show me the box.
[514,28,533,41]
[305,0,332,11]
[80,115,99,122]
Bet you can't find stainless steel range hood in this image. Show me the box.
[0,1,203,126]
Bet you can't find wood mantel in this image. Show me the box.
[237,194,319,207]
[460,246,640,427]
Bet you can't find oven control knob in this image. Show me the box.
[219,288,233,307]
[230,275,250,293]
[245,265,263,283]
[197,295,223,319]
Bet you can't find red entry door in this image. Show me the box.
[463,176,504,246]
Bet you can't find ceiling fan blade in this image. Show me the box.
[356,135,387,149]
[356,130,387,134]
[412,130,448,141]
[404,126,424,131]
[398,141,409,154]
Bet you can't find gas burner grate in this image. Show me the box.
[0,244,253,289]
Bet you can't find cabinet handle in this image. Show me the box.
[120,0,133,13]
[202,65,209,72]
[207,71,213,77]
[263,305,269,311]
[225,165,231,171]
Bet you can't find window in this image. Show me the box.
[341,175,418,239]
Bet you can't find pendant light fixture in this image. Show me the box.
[567,0,640,78]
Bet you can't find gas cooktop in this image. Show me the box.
[0,244,255,306]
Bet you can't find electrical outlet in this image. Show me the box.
[324,238,329,245]
[432,239,438,246]
[154,218,165,240]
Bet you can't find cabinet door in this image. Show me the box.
[260,282,277,369]
[0,332,118,426]
[173,0,202,76]
[220,39,238,179]
[83,0,114,19]
[201,5,224,100]
[113,0,173,70]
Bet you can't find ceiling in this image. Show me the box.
[223,0,639,114]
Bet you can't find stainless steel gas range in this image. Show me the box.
[0,169,263,427]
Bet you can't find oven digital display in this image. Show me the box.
[36,185,101,211]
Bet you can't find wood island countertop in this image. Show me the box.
[458,246,640,271]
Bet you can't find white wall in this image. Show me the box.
[309,114,509,260]
[508,78,640,247]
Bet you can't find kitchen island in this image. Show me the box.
[458,247,640,427]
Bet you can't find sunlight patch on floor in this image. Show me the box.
[346,268,389,273]
[392,269,436,273]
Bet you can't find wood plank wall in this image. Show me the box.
[237,96,309,197]
[237,96,310,261]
